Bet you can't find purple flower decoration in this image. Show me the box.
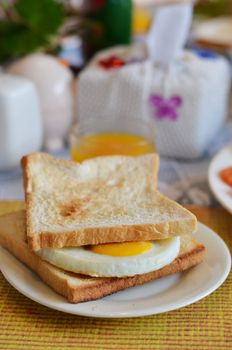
[149,95,182,121]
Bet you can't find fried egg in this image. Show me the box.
[37,237,180,277]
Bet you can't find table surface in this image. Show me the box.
[0,202,231,350]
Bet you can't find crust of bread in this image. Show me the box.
[21,153,197,251]
[21,155,37,251]
[27,218,197,251]
[0,211,205,303]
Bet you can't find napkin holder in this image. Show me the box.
[77,4,231,159]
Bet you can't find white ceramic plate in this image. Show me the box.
[0,223,231,318]
[209,144,232,214]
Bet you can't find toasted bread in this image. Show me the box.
[21,153,197,251]
[0,211,205,303]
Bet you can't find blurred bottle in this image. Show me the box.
[82,0,132,58]
[59,35,84,75]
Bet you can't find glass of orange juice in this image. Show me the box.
[70,117,156,162]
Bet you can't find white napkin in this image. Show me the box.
[147,3,193,65]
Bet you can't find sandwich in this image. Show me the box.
[0,153,205,303]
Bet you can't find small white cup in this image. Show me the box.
[0,74,43,171]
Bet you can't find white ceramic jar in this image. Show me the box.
[8,53,73,151]
[0,74,43,171]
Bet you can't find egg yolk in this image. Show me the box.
[89,241,152,257]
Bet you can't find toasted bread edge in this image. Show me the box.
[0,211,205,304]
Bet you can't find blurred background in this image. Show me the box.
[1,0,232,66]
[0,0,232,207]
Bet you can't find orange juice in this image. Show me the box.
[71,132,156,162]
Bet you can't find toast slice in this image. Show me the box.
[0,211,205,303]
[21,153,197,251]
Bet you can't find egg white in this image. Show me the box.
[37,237,180,277]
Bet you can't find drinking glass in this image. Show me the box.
[70,117,156,162]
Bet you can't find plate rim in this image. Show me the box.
[0,222,231,318]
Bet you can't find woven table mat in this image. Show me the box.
[0,202,231,350]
